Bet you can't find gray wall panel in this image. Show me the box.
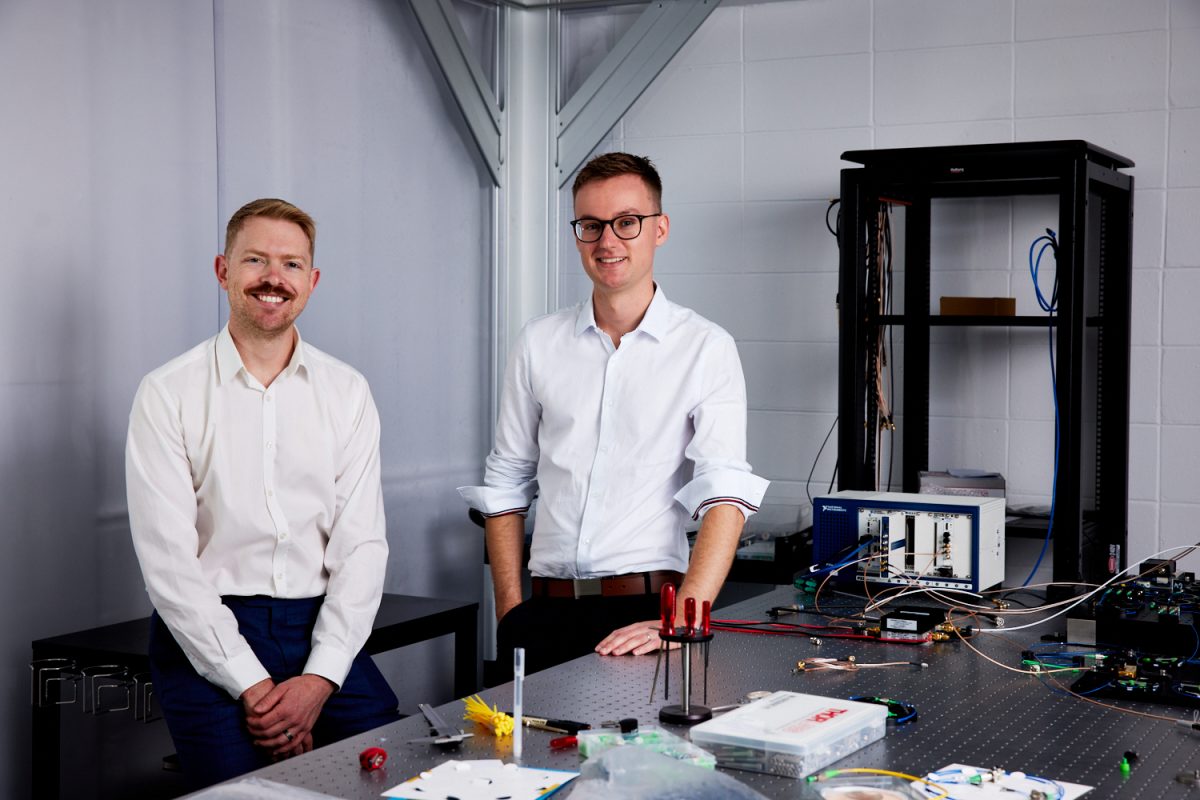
[1,0,491,793]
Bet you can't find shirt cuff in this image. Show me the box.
[457,483,536,518]
[219,649,272,700]
[674,469,770,521]
[303,643,354,691]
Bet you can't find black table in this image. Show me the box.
[31,594,478,800]
[218,585,1200,799]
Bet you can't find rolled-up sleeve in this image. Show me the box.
[673,333,770,521]
[458,328,540,516]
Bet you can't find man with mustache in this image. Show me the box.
[126,198,399,788]
[461,153,768,681]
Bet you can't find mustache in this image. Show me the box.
[245,282,295,300]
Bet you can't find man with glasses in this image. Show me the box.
[126,199,400,787]
[461,153,768,680]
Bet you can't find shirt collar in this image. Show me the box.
[637,285,671,342]
[574,284,671,342]
[215,324,309,387]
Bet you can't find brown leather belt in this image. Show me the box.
[531,570,684,599]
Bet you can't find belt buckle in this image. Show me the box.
[572,578,603,598]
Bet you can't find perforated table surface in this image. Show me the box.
[209,586,1200,799]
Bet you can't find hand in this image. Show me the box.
[244,674,336,756]
[269,731,315,761]
[594,620,676,656]
[241,678,275,714]
[242,678,297,758]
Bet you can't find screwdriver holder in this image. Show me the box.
[657,629,714,725]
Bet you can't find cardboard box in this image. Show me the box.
[939,296,1016,316]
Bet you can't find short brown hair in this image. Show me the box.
[572,152,663,209]
[224,198,316,259]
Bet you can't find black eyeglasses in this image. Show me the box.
[569,213,662,243]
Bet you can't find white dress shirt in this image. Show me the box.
[126,325,388,699]
[459,287,769,578]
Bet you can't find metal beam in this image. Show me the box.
[409,0,719,659]
[555,0,720,187]
[410,0,504,186]
[498,0,653,7]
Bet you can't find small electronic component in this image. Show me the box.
[847,695,918,724]
[1176,769,1200,787]
[924,765,1067,799]
[1050,559,1200,708]
[1087,559,1199,658]
[880,607,942,643]
[1068,653,1200,709]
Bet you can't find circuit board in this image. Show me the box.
[1069,654,1200,709]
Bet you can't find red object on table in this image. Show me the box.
[659,583,676,636]
[550,735,578,750]
[359,746,387,771]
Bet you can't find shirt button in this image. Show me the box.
[276,572,284,580]
[267,490,274,497]
[266,441,274,449]
[279,532,288,541]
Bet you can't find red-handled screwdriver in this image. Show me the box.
[684,596,696,637]
[650,583,676,703]
[660,583,676,636]
[702,599,712,703]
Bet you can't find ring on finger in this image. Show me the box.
[284,729,294,742]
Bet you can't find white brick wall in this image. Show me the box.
[556,0,1200,569]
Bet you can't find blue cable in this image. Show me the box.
[808,540,872,577]
[1021,230,1060,587]
[1074,681,1112,697]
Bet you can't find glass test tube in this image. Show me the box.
[513,647,525,763]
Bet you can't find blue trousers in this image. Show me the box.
[149,596,401,789]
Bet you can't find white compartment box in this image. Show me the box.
[689,691,888,779]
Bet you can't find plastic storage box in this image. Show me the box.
[577,725,716,769]
[688,691,889,779]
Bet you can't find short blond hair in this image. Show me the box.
[224,198,316,259]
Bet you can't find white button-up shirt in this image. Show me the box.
[126,326,387,698]
[459,288,768,578]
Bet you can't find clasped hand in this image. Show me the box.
[241,674,335,759]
